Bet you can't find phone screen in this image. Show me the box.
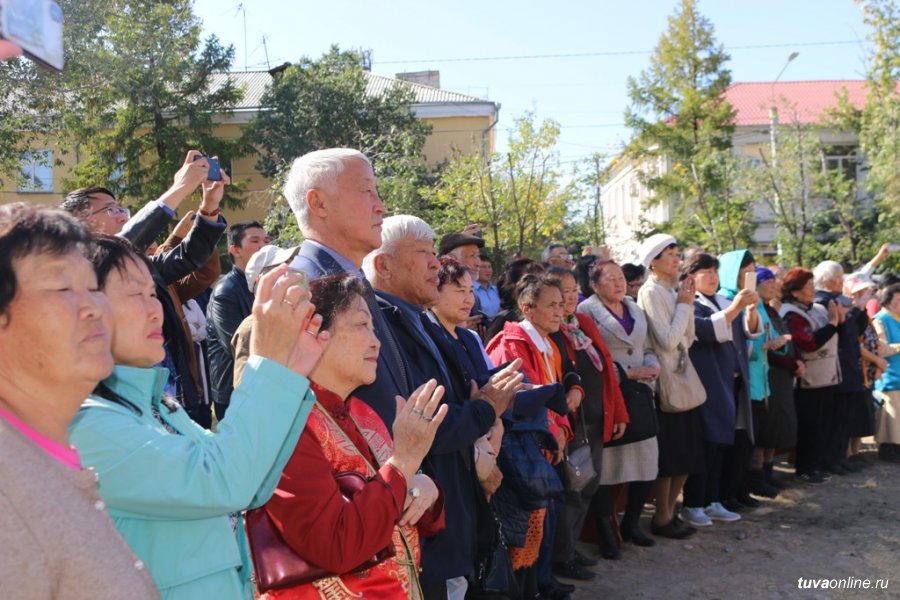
[0,0,63,71]
[744,271,757,293]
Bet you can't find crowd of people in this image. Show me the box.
[1,145,899,600]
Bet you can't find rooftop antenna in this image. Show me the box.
[262,35,270,70]
[235,4,248,71]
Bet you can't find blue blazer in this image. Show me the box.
[689,293,756,445]
[289,241,410,427]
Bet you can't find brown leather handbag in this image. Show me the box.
[245,471,396,592]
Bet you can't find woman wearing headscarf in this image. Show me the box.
[753,267,800,489]
[714,249,764,510]
[549,266,629,568]
[636,234,705,539]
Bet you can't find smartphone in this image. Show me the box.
[284,266,310,292]
[837,295,853,307]
[0,0,63,72]
[889,244,900,253]
[744,271,757,293]
[192,155,222,181]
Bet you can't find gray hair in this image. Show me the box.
[282,149,372,233]
[362,215,435,280]
[813,260,844,289]
[541,243,566,262]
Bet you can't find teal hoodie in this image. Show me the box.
[70,357,314,600]
[717,249,753,300]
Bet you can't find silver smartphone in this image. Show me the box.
[0,0,63,72]
[744,271,757,293]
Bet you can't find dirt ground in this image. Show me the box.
[570,446,900,600]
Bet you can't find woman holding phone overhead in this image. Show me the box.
[70,235,326,600]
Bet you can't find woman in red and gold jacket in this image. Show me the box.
[257,275,447,600]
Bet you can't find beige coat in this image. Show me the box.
[0,419,159,599]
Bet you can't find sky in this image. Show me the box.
[191,0,872,170]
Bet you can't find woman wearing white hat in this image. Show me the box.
[636,234,707,539]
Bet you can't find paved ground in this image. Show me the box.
[567,449,899,600]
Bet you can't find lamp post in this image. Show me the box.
[769,52,799,170]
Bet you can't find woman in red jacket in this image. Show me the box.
[548,266,629,574]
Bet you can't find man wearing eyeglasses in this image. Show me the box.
[60,187,131,234]
[543,243,575,269]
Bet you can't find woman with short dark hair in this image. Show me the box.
[0,204,158,598]
[778,267,843,483]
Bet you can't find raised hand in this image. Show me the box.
[250,264,320,369]
[388,380,449,481]
[476,358,525,417]
[677,275,696,304]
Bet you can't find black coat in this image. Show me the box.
[376,291,495,584]
[206,267,254,406]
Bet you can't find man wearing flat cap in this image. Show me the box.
[438,231,486,323]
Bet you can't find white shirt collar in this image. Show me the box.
[520,319,553,354]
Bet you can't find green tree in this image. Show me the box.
[26,0,246,207]
[857,0,900,218]
[427,114,574,263]
[625,0,754,253]
[250,46,432,237]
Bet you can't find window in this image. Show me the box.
[18,150,53,193]
[823,146,858,182]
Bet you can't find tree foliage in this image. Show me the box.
[427,114,574,262]
[625,0,754,253]
[251,47,433,240]
[857,0,900,218]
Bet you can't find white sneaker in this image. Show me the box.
[705,502,741,522]
[681,506,713,527]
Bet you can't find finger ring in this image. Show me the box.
[422,415,433,422]
[284,300,295,308]
[411,408,424,416]
[305,330,317,337]
[407,487,420,499]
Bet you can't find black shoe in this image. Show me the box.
[824,462,850,476]
[620,523,656,547]
[763,462,788,490]
[840,458,864,473]
[553,560,596,581]
[736,493,761,508]
[538,581,573,600]
[796,471,827,484]
[573,549,599,566]
[722,498,744,513]
[597,519,621,559]
[651,517,696,539]
[748,469,780,498]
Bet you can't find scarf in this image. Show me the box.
[560,315,603,373]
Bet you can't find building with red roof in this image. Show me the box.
[602,80,869,261]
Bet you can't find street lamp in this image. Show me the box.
[769,52,799,169]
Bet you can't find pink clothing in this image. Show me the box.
[0,407,81,470]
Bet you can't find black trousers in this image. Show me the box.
[422,580,447,600]
[795,386,834,475]
[720,429,752,500]
[826,392,854,466]
[683,441,726,507]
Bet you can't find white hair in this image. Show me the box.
[282,148,372,232]
[362,215,435,280]
[813,260,844,288]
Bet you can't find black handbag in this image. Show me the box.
[604,363,660,448]
[561,408,599,493]
[467,502,520,600]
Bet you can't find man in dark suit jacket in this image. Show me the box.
[206,221,267,419]
[282,148,411,425]
[364,214,520,600]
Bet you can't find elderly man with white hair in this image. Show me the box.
[364,214,522,600]
[813,260,868,475]
[282,148,411,426]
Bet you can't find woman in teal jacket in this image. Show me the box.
[70,235,326,600]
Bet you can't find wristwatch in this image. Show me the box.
[198,206,221,217]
